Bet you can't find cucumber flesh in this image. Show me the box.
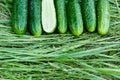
[42,0,56,33]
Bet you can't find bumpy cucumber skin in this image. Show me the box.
[55,0,67,34]
[82,0,96,32]
[97,0,110,35]
[67,0,83,36]
[12,0,28,34]
[28,0,42,37]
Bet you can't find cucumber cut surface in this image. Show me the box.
[42,0,57,33]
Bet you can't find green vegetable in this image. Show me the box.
[97,0,110,35]
[55,0,67,34]
[12,0,28,34]
[28,0,42,36]
[67,0,83,36]
[42,0,56,33]
[81,0,96,32]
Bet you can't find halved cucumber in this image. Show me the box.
[42,0,56,33]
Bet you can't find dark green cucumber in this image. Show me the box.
[97,0,110,35]
[81,0,96,32]
[28,0,42,36]
[67,0,83,36]
[12,0,28,34]
[55,0,67,34]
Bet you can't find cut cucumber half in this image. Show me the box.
[42,0,57,33]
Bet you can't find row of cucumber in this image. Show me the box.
[12,0,110,36]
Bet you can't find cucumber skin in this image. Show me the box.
[81,0,96,32]
[97,0,110,35]
[55,0,67,34]
[67,0,83,36]
[28,0,42,37]
[12,0,28,34]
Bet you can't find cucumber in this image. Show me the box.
[67,0,83,36]
[12,0,28,34]
[55,0,67,34]
[42,0,56,33]
[81,0,96,32]
[97,0,110,35]
[28,0,42,36]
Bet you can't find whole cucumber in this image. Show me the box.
[28,0,42,36]
[81,0,96,32]
[55,0,67,34]
[12,0,28,34]
[67,0,83,36]
[97,0,110,35]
